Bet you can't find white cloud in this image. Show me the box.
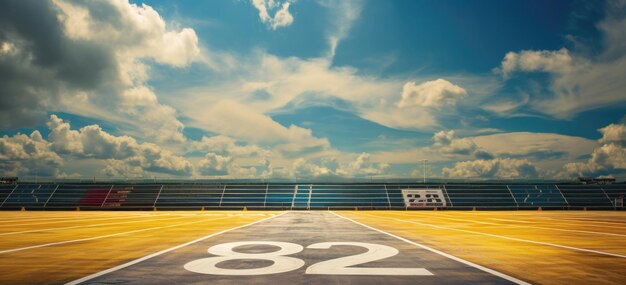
[0,41,14,54]
[442,158,538,179]
[472,132,596,159]
[272,2,294,29]
[500,48,576,79]
[561,143,626,178]
[370,131,595,179]
[118,86,186,143]
[288,152,388,178]
[198,153,233,176]
[496,1,626,118]
[192,135,268,157]
[559,123,626,178]
[46,115,193,176]
[432,130,485,157]
[318,0,363,57]
[482,92,530,117]
[336,153,389,176]
[251,0,294,30]
[174,53,481,132]
[599,123,626,145]
[471,132,597,172]
[0,131,63,177]
[188,100,330,157]
[54,0,202,68]
[49,0,205,143]
[398,79,468,109]
[291,158,333,177]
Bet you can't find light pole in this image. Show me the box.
[423,159,428,184]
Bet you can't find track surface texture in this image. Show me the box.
[0,211,624,284]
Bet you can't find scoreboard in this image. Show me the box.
[401,189,446,208]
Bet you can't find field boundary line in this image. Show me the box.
[504,215,626,229]
[359,212,626,259]
[412,212,626,238]
[1,214,168,228]
[331,211,531,285]
[65,211,288,285]
[0,216,236,255]
[0,213,134,224]
[0,215,191,236]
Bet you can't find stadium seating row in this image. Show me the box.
[0,183,623,210]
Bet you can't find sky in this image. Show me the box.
[0,0,625,181]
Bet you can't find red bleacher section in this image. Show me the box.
[79,188,132,207]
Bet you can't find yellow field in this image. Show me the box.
[0,210,625,284]
[339,210,626,285]
[0,211,274,284]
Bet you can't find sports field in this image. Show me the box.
[0,210,624,284]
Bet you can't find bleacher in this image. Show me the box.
[444,185,518,208]
[0,182,623,210]
[557,185,615,208]
[509,185,568,208]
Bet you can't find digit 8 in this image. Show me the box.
[184,241,305,275]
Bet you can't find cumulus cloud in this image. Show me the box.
[251,0,294,30]
[54,0,202,69]
[197,153,233,176]
[47,115,193,176]
[500,48,576,79]
[599,123,626,145]
[432,130,492,159]
[0,0,113,129]
[0,131,63,177]
[559,123,626,178]
[0,0,202,143]
[561,144,626,178]
[289,153,389,178]
[192,135,270,177]
[336,153,389,177]
[442,158,538,179]
[398,79,468,109]
[118,86,186,143]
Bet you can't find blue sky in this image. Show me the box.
[0,0,625,180]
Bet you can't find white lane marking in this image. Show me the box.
[559,217,626,225]
[415,212,626,238]
[457,213,626,229]
[331,212,531,285]
[522,216,626,229]
[0,214,169,228]
[0,215,191,236]
[65,212,287,285]
[0,213,139,224]
[359,213,626,259]
[0,216,237,255]
[488,218,535,223]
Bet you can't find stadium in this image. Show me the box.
[2,0,626,284]
[0,179,625,284]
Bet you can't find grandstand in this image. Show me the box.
[1,182,625,285]
[1,182,624,210]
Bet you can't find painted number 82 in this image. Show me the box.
[184,241,433,276]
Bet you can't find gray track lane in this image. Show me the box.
[75,212,525,285]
